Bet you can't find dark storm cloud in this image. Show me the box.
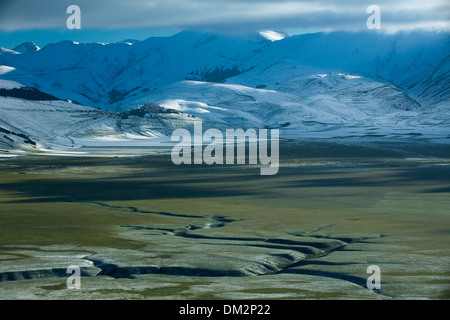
[0,0,448,32]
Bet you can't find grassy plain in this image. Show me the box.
[0,139,449,299]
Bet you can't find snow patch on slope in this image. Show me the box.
[0,79,23,89]
[0,65,16,75]
[259,30,287,42]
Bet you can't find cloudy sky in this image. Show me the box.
[0,0,449,48]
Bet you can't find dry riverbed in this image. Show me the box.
[0,139,449,299]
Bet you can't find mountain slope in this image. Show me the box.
[0,31,268,109]
[124,79,449,140]
[1,30,448,111]
[0,80,197,152]
[228,31,450,108]
[0,31,449,152]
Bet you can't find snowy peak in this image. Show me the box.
[13,42,40,54]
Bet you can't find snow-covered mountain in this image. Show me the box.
[0,31,267,109]
[0,30,449,152]
[0,79,202,152]
[12,42,40,54]
[1,30,448,109]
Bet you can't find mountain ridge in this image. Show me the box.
[1,30,447,110]
[0,30,449,153]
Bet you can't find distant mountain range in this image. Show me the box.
[0,30,449,152]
